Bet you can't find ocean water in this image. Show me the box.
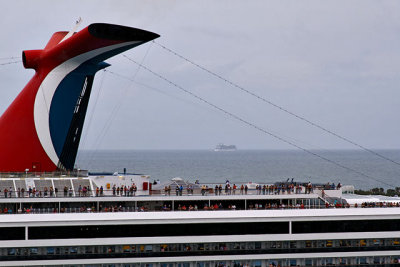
[76,149,400,190]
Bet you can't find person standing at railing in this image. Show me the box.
[112,185,116,196]
[133,184,137,196]
[129,186,133,196]
[179,185,183,196]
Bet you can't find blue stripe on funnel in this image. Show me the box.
[49,64,99,157]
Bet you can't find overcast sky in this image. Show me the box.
[1,1,400,150]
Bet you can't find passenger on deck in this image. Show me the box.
[179,185,183,196]
[201,185,206,196]
[132,184,137,196]
[129,185,133,196]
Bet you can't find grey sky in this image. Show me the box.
[0,1,399,150]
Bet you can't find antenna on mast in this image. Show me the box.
[60,17,83,43]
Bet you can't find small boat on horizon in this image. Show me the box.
[214,143,237,151]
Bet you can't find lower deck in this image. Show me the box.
[1,237,400,266]
[1,251,400,266]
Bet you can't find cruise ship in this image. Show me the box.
[0,23,400,267]
[0,174,399,266]
[214,144,237,152]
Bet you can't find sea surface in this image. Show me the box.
[76,149,400,190]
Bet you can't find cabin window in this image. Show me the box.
[7,248,15,256]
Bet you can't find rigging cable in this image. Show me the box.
[75,69,107,168]
[0,60,20,66]
[106,69,329,152]
[153,41,400,167]
[123,54,395,188]
[87,42,154,160]
[0,56,19,60]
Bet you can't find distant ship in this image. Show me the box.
[214,143,237,151]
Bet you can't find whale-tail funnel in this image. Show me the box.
[0,23,159,172]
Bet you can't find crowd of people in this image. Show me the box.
[0,180,348,198]
[205,182,313,196]
[0,184,142,198]
[164,181,317,196]
[1,199,400,215]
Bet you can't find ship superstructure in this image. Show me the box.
[0,23,159,172]
[0,177,398,266]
